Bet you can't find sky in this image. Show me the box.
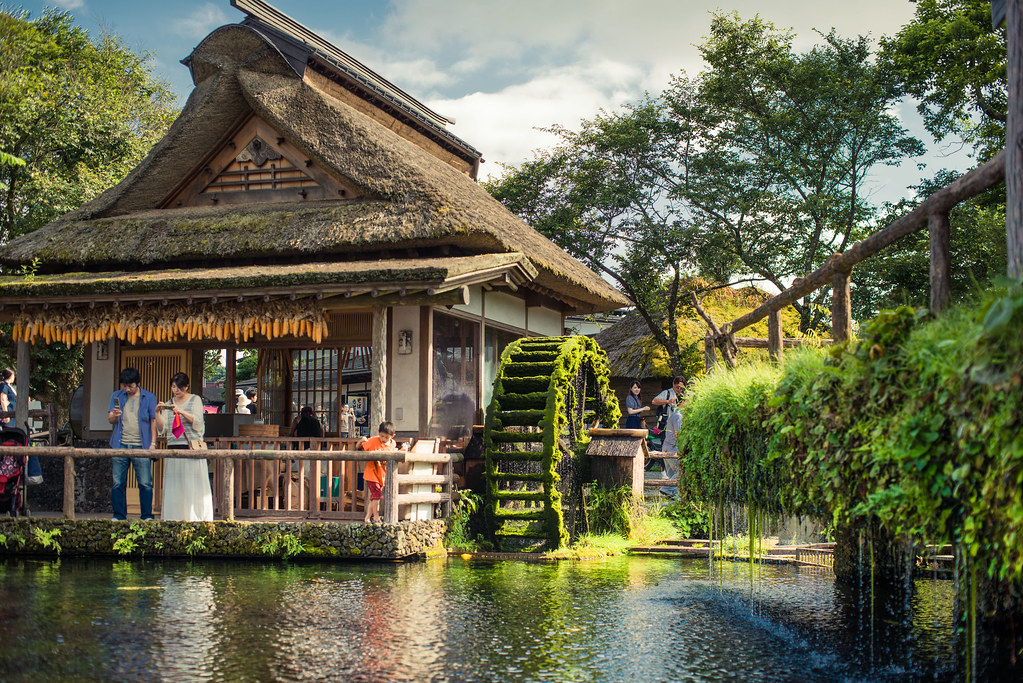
[14,0,978,204]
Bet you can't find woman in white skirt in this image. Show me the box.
[156,372,213,521]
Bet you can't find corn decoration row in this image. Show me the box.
[11,299,330,346]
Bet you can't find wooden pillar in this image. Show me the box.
[704,334,716,372]
[15,341,29,431]
[225,346,236,415]
[831,270,853,342]
[381,458,398,523]
[767,309,783,363]
[371,305,387,431]
[1008,0,1023,278]
[929,211,952,311]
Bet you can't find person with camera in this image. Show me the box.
[107,367,158,521]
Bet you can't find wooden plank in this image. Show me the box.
[394,474,449,485]
[397,493,451,505]
[929,212,952,311]
[15,341,29,431]
[723,151,1006,336]
[1010,0,1023,278]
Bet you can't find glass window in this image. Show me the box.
[483,326,522,413]
[432,312,479,440]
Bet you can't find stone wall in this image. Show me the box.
[0,518,446,561]
[27,439,111,514]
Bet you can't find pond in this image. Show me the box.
[0,556,956,681]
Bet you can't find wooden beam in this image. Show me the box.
[733,336,834,349]
[929,211,952,311]
[768,309,783,362]
[831,270,852,343]
[723,151,1005,336]
[1008,0,1023,277]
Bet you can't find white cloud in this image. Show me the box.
[430,61,648,179]
[53,0,86,9]
[172,2,229,40]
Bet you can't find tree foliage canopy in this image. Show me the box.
[0,9,178,243]
[487,13,921,371]
[879,0,1006,159]
[0,9,177,412]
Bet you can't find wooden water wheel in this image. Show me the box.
[483,336,620,550]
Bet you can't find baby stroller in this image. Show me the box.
[0,427,28,516]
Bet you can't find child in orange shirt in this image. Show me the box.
[360,420,407,523]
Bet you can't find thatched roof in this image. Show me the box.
[1,20,627,312]
[0,252,534,301]
[595,283,802,378]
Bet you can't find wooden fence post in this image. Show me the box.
[15,341,29,431]
[768,309,783,362]
[1008,0,1023,278]
[382,458,398,523]
[704,334,716,372]
[831,270,853,342]
[63,454,75,519]
[929,211,952,311]
[222,458,234,521]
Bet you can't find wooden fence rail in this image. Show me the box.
[704,151,1007,366]
[2,443,455,524]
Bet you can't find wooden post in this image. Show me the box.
[831,270,853,342]
[47,403,57,447]
[704,334,716,372]
[767,309,783,363]
[371,305,387,431]
[929,211,952,311]
[15,341,29,431]
[63,454,75,519]
[222,458,234,521]
[226,345,236,415]
[1008,0,1023,278]
[381,458,398,523]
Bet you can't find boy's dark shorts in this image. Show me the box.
[367,480,383,500]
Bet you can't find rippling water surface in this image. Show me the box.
[0,555,956,681]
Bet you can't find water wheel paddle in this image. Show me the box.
[483,336,620,550]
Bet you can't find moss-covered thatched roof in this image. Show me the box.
[595,282,803,379]
[0,253,534,301]
[1,22,626,312]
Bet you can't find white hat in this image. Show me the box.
[235,388,244,396]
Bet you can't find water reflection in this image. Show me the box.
[0,556,957,681]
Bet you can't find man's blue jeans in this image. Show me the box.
[111,447,153,520]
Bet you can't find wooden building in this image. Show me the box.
[0,0,625,463]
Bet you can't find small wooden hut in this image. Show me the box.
[0,0,626,513]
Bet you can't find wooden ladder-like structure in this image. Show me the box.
[483,336,619,551]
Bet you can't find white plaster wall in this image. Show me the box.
[452,285,483,317]
[390,306,420,432]
[89,341,118,432]
[485,291,526,330]
[528,306,563,336]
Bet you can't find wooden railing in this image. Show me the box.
[702,151,1007,367]
[3,439,455,524]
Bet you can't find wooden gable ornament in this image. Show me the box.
[163,115,365,208]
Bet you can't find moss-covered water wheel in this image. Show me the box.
[483,336,620,551]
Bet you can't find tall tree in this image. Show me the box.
[879,0,1006,159]
[691,13,924,330]
[485,93,732,376]
[0,9,178,412]
[0,9,178,243]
